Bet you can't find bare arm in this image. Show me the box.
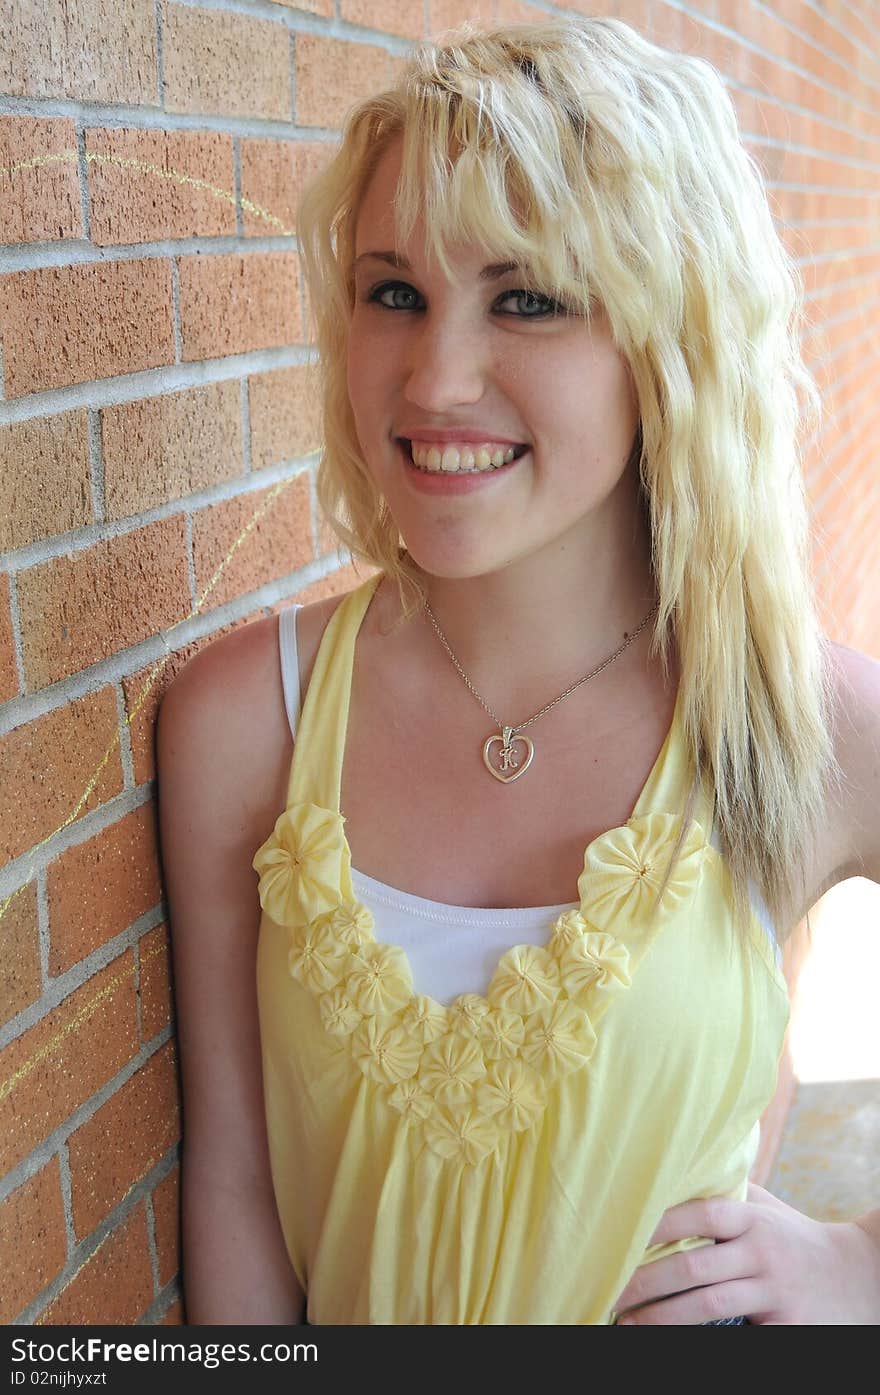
[156,617,306,1325]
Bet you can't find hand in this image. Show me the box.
[612,1183,880,1324]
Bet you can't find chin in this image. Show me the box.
[399,534,522,582]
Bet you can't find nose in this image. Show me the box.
[402,314,487,414]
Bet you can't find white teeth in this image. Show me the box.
[410,442,519,473]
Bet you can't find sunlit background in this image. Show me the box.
[767,879,880,1222]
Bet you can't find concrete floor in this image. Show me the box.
[766,877,880,1221]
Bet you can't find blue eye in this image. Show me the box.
[367,282,422,311]
[363,281,565,318]
[498,289,564,318]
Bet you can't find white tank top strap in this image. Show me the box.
[278,603,303,743]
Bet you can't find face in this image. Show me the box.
[347,134,642,581]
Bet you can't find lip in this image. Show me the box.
[397,437,527,493]
[396,428,526,446]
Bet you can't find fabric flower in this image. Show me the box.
[319,986,362,1037]
[423,1104,500,1166]
[327,901,375,949]
[344,942,412,1015]
[400,994,449,1045]
[520,999,597,1079]
[551,908,593,949]
[557,931,632,1009]
[488,944,560,1016]
[577,813,706,926]
[387,1077,433,1121]
[351,1017,421,1084]
[419,1034,485,1105]
[475,1059,546,1132]
[479,1007,526,1060]
[252,802,347,924]
[448,993,490,1035]
[287,919,347,993]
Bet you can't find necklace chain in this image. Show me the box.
[422,593,660,763]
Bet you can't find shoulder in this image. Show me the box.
[826,638,880,885]
[157,587,354,770]
[156,613,289,848]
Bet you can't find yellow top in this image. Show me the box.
[253,571,790,1325]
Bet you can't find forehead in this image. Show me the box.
[354,135,405,249]
[353,134,526,283]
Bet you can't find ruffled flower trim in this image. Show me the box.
[258,801,708,1167]
[252,802,349,925]
[576,813,706,925]
[344,942,412,1015]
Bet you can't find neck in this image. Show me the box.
[384,497,663,721]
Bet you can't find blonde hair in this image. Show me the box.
[296,15,844,950]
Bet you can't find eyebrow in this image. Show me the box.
[352,250,522,280]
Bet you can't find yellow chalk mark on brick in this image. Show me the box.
[0,153,317,1116]
[0,474,295,923]
[0,149,297,238]
[0,958,136,1105]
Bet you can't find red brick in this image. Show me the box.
[248,364,323,471]
[0,116,81,243]
[294,34,393,130]
[86,127,236,245]
[0,1158,67,1323]
[68,1041,180,1237]
[0,686,124,865]
[101,382,242,521]
[0,0,158,106]
[427,0,497,36]
[162,1,290,121]
[0,572,18,702]
[0,260,175,398]
[0,951,139,1175]
[240,137,337,239]
[38,1204,153,1326]
[340,0,425,41]
[178,252,299,362]
[493,0,549,21]
[139,923,173,1041]
[268,562,369,616]
[0,411,92,553]
[0,879,41,1028]
[191,475,313,612]
[152,1163,180,1288]
[273,0,332,14]
[16,515,190,690]
[647,0,685,52]
[47,802,163,976]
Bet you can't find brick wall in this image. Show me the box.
[0,0,877,1325]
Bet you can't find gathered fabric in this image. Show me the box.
[253,571,789,1324]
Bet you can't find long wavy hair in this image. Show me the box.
[296,15,844,951]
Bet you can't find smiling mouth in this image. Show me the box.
[400,439,529,474]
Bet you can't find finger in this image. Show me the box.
[616,1278,759,1326]
[648,1196,749,1247]
[615,1236,753,1315]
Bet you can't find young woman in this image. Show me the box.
[157,17,880,1324]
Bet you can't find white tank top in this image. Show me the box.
[278,603,780,1003]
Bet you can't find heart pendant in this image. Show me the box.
[482,728,534,784]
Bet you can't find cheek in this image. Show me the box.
[346,345,377,434]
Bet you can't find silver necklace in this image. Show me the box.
[422,595,660,784]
